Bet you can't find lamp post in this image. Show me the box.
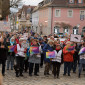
[40,24,42,35]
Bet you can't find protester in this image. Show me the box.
[43,40,54,76]
[63,41,75,76]
[72,43,78,73]
[14,38,27,77]
[7,36,16,70]
[78,42,85,78]
[52,43,63,79]
[39,38,45,68]
[0,38,8,76]
[29,39,42,76]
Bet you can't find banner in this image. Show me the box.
[46,51,55,58]
[30,47,39,54]
[8,45,16,52]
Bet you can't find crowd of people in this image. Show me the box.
[0,30,85,79]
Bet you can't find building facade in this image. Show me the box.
[16,5,35,31]
[32,8,39,33]
[32,0,85,35]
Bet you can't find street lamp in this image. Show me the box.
[40,24,42,34]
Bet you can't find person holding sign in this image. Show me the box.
[63,41,75,76]
[29,39,42,76]
[14,38,27,77]
[7,36,16,70]
[52,42,63,79]
[43,40,54,76]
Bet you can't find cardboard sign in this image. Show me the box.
[70,34,81,43]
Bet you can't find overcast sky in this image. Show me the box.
[22,0,43,6]
[10,0,43,12]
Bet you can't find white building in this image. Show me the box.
[32,8,39,34]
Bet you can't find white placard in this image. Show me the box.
[70,34,81,43]
[23,33,28,39]
[0,21,11,32]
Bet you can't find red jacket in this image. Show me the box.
[63,46,74,62]
[15,38,19,44]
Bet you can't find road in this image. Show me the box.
[0,65,85,85]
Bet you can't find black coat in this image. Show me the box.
[0,42,8,60]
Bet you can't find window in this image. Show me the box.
[82,27,85,33]
[69,0,74,3]
[78,0,83,4]
[73,26,78,34]
[54,26,60,34]
[68,10,73,17]
[55,9,61,17]
[80,10,85,20]
[64,27,69,34]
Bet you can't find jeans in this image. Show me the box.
[64,62,72,75]
[0,60,6,75]
[73,60,77,72]
[29,63,39,75]
[7,56,14,69]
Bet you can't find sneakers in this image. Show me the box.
[68,74,70,76]
[47,73,50,75]
[78,73,80,78]
[29,74,32,76]
[34,74,39,76]
[63,74,66,76]
[16,75,19,77]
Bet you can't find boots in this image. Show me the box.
[16,69,19,77]
[78,73,80,78]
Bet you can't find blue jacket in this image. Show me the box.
[43,44,54,62]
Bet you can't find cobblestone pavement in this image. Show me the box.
[0,65,85,85]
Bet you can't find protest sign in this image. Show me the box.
[70,34,81,43]
[46,51,55,58]
[8,45,16,52]
[30,47,39,54]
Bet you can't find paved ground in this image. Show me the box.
[0,65,85,85]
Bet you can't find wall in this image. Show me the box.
[52,7,85,34]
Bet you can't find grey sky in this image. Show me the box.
[10,0,43,12]
[22,0,43,6]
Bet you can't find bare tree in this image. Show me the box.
[1,0,22,19]
[10,0,22,8]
